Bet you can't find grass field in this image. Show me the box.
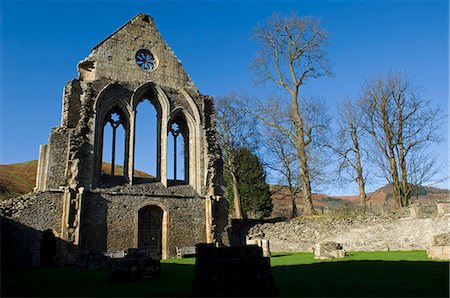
[2,251,448,297]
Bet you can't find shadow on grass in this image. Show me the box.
[2,258,448,297]
[1,263,195,297]
[272,260,449,297]
[271,254,292,258]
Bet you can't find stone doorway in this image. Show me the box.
[138,205,164,259]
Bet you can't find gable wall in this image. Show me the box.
[80,14,198,94]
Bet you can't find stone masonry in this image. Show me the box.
[1,13,228,267]
[245,207,449,253]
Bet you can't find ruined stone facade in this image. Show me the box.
[2,13,228,267]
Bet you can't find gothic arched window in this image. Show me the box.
[167,113,189,184]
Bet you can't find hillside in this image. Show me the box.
[270,184,450,218]
[0,160,38,201]
[0,161,153,201]
[1,161,448,214]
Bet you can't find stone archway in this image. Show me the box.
[137,205,165,259]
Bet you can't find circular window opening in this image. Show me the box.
[135,49,158,72]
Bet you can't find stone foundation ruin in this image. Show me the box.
[1,13,228,267]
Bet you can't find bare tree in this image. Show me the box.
[251,13,333,215]
[256,93,331,217]
[215,93,257,219]
[359,72,444,207]
[260,102,300,218]
[408,147,448,199]
[332,98,368,212]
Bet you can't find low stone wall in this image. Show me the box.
[244,212,449,252]
[0,191,64,233]
[0,191,70,268]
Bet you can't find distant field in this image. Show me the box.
[2,251,448,297]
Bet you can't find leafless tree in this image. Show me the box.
[260,101,300,218]
[255,92,331,216]
[251,13,333,215]
[359,72,445,207]
[215,93,258,219]
[331,98,368,212]
[408,147,448,199]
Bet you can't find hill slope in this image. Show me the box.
[1,161,448,215]
[270,184,449,218]
[0,161,153,201]
[0,160,38,201]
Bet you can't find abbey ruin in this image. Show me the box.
[1,13,228,267]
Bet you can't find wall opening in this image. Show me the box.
[167,113,189,185]
[138,205,163,259]
[134,99,158,181]
[40,229,56,267]
[100,107,127,184]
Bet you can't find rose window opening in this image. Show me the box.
[135,49,158,71]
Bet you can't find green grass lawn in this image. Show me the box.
[2,251,448,297]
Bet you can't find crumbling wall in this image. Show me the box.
[25,12,228,264]
[202,94,229,245]
[0,192,66,267]
[79,14,197,94]
[61,79,82,128]
[242,213,449,252]
[81,190,206,257]
[44,128,70,189]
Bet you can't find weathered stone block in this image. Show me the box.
[428,233,450,260]
[314,241,346,259]
[437,203,450,217]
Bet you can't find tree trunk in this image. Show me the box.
[400,160,410,207]
[383,104,402,209]
[288,185,298,218]
[398,117,410,207]
[292,93,316,215]
[350,120,366,213]
[357,175,366,213]
[230,171,243,219]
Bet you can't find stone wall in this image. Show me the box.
[45,128,70,189]
[6,13,227,267]
[80,14,198,94]
[0,192,67,267]
[0,192,64,232]
[243,211,449,252]
[81,184,206,257]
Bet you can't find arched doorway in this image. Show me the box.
[138,205,164,259]
[40,229,56,267]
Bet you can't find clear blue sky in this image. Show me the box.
[1,0,448,194]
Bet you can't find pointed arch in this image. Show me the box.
[167,110,189,184]
[94,84,132,187]
[168,108,200,190]
[129,83,170,186]
[177,89,202,192]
